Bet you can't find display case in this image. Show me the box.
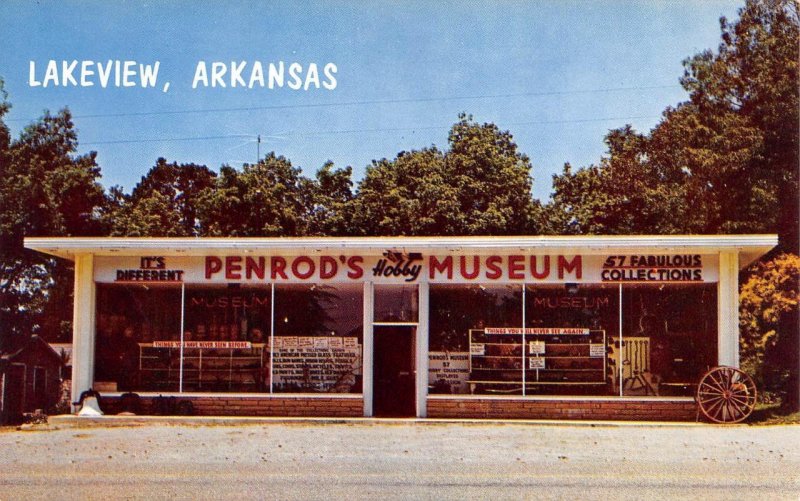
[138,341,266,392]
[467,327,609,394]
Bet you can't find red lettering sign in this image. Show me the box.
[429,255,453,279]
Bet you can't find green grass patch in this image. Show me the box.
[748,403,800,425]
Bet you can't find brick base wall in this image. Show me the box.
[427,397,697,421]
[98,395,363,417]
[93,395,695,421]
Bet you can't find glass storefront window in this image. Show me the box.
[181,284,271,392]
[374,285,418,323]
[96,274,718,401]
[525,284,618,396]
[429,284,522,395]
[95,284,182,392]
[273,283,363,393]
[96,282,363,395]
[620,284,717,396]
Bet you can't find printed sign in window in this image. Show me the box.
[529,341,546,355]
[589,344,606,357]
[529,357,546,370]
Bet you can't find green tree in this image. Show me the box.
[352,114,540,236]
[645,104,773,235]
[109,158,216,236]
[446,114,539,235]
[547,0,797,244]
[0,105,106,349]
[198,153,308,236]
[304,161,355,236]
[546,126,685,235]
[352,147,453,235]
[681,0,798,250]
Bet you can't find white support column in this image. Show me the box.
[71,254,96,412]
[718,251,740,367]
[416,282,429,418]
[362,281,374,417]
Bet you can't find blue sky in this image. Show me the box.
[1,1,739,200]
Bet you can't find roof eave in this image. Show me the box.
[24,235,779,269]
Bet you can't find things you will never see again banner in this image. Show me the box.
[95,253,719,284]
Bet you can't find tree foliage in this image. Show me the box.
[740,253,800,403]
[0,103,106,349]
[108,158,216,236]
[304,161,354,236]
[680,0,798,247]
[547,126,686,235]
[353,114,539,236]
[352,147,450,235]
[197,153,308,237]
[546,0,798,249]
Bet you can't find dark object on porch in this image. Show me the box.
[153,395,195,416]
[119,392,142,414]
[0,335,64,425]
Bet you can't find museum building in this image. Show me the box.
[24,235,776,421]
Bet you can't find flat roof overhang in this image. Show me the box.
[24,235,778,270]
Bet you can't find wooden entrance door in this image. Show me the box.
[373,326,415,417]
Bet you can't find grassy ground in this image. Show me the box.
[749,403,800,425]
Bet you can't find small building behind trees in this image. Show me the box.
[0,335,64,425]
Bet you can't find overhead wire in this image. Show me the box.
[6,84,680,122]
[81,115,660,145]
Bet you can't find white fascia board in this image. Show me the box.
[24,234,778,268]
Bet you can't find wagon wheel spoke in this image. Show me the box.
[720,367,736,390]
[705,397,727,421]
[733,401,747,419]
[713,401,730,422]
[698,396,724,410]
[708,370,726,391]
[698,388,727,402]
[728,388,751,400]
[698,382,725,396]
[721,402,733,422]
[726,394,750,406]
[725,401,743,421]
[698,391,723,401]
[706,402,726,422]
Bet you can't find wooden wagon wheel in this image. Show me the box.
[696,366,757,424]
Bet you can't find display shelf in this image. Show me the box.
[138,342,266,391]
[467,328,609,393]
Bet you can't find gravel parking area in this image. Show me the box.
[1,419,798,500]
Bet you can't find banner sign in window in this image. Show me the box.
[485,327,590,335]
[152,341,252,349]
